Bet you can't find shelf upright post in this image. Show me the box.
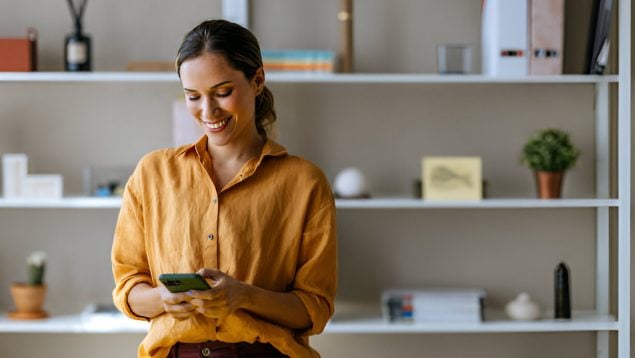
[595,80,610,358]
[616,0,631,357]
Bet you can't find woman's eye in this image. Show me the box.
[187,96,200,101]
[216,89,232,98]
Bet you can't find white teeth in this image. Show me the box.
[204,117,229,129]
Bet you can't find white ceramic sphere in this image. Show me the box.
[333,167,368,198]
[505,292,541,321]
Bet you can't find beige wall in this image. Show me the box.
[0,1,626,357]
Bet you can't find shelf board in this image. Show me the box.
[268,73,619,84]
[0,72,618,84]
[327,311,619,334]
[0,197,619,209]
[0,72,179,83]
[0,313,148,334]
[0,311,617,334]
[335,198,619,209]
[0,197,122,208]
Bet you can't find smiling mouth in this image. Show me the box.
[202,116,231,131]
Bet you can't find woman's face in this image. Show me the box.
[180,52,263,148]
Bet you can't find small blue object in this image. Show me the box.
[95,186,111,197]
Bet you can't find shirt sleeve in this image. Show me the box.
[291,179,338,336]
[111,165,153,321]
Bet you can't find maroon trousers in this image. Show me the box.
[167,341,287,358]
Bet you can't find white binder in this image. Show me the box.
[481,0,529,76]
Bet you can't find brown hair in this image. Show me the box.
[176,19,276,139]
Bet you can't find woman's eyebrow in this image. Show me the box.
[183,80,233,92]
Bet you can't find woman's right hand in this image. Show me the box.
[157,285,198,320]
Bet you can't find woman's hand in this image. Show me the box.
[187,268,248,320]
[186,268,311,330]
[158,284,198,320]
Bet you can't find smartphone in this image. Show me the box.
[158,273,211,293]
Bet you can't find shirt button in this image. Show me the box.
[212,198,218,204]
[201,347,211,357]
[207,234,214,240]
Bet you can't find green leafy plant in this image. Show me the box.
[26,251,46,286]
[522,128,580,172]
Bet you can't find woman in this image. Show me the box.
[112,19,337,358]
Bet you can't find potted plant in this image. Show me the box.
[521,128,580,198]
[9,251,48,319]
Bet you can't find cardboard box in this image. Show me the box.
[0,28,37,72]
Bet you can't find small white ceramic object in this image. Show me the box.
[333,167,369,198]
[505,292,541,321]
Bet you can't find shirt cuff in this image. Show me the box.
[113,275,154,322]
[291,289,333,336]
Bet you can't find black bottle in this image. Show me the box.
[554,262,571,319]
[64,0,91,72]
[64,25,91,72]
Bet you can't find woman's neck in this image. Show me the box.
[206,131,265,189]
[206,132,265,168]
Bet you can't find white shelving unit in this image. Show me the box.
[0,71,629,357]
[0,78,628,355]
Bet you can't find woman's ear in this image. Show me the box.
[251,67,265,95]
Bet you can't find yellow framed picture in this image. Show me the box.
[422,157,482,200]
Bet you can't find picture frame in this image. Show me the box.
[422,156,482,200]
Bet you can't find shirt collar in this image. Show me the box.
[261,138,288,158]
[176,135,288,160]
[174,135,206,157]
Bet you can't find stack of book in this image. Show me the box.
[261,50,336,73]
[382,288,486,323]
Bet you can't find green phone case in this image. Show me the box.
[158,273,211,293]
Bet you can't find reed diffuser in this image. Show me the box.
[65,0,91,71]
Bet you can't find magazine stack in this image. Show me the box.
[382,288,486,324]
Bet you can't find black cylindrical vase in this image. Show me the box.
[554,262,571,319]
[64,20,91,72]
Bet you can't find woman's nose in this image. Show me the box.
[202,98,221,119]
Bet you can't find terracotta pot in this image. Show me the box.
[9,283,48,319]
[534,171,564,199]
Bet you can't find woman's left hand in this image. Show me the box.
[187,268,249,320]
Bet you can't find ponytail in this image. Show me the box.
[255,85,276,139]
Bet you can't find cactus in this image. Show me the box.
[26,251,46,286]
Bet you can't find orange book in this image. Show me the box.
[0,29,37,72]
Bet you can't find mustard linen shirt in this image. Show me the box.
[112,136,337,358]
